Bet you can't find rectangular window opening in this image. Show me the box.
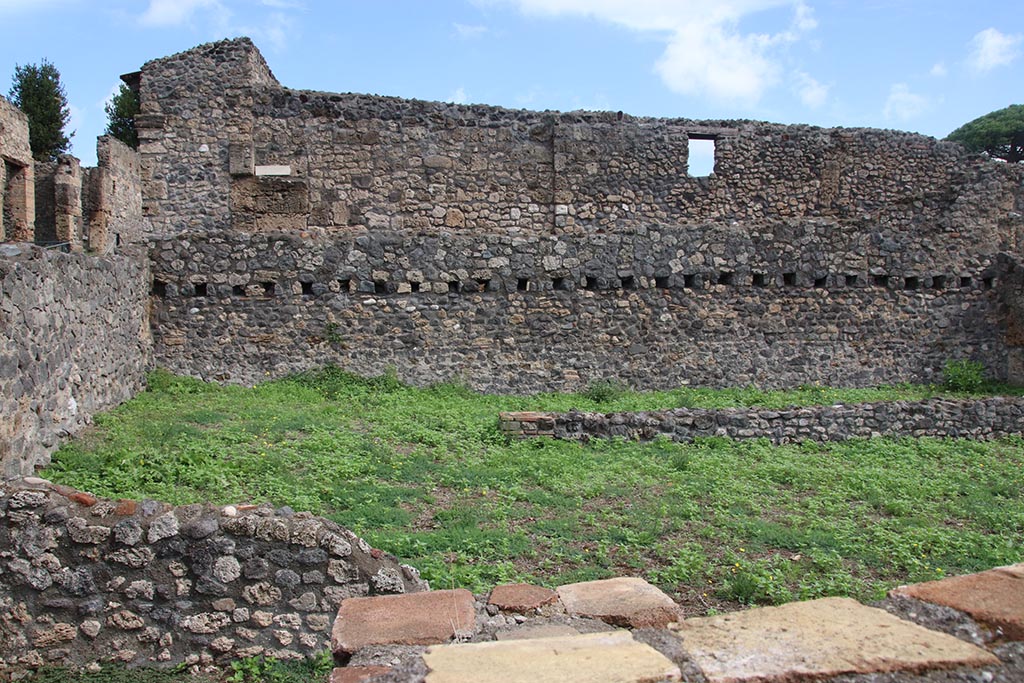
[718,271,734,286]
[655,275,670,289]
[301,281,314,296]
[814,276,827,289]
[930,275,946,290]
[752,272,767,287]
[232,285,246,297]
[448,280,461,294]
[904,277,919,291]
[517,277,529,292]
[683,273,697,289]
[619,275,635,290]
[152,280,167,297]
[845,274,858,287]
[584,276,599,291]
[960,276,972,289]
[872,274,888,288]
[983,276,994,290]
[687,135,716,177]
[552,277,568,291]
[476,278,491,292]
[374,280,388,295]
[193,283,208,297]
[261,281,276,296]
[410,282,420,293]
[783,272,797,287]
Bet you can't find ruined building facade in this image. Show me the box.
[2,37,1024,475]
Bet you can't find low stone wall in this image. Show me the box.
[0,244,152,478]
[0,478,426,676]
[499,396,1024,444]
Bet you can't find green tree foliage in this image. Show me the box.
[8,59,73,161]
[104,82,139,150]
[946,104,1024,163]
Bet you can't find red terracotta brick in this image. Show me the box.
[331,589,476,654]
[892,563,1024,640]
[114,499,137,516]
[488,584,557,613]
[68,492,97,507]
[330,666,392,683]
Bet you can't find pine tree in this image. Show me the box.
[947,105,1024,163]
[104,82,139,150]
[8,59,73,161]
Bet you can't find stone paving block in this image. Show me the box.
[556,577,681,628]
[423,630,681,682]
[488,583,558,613]
[494,623,580,641]
[332,589,476,654]
[331,666,392,683]
[673,597,999,683]
[891,563,1024,640]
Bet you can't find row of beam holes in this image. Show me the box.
[153,273,996,298]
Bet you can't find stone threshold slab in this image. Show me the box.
[673,597,998,683]
[423,630,681,683]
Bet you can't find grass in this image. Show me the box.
[40,368,1024,615]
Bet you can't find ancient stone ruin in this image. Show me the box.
[2,36,1024,680]
[2,36,1024,477]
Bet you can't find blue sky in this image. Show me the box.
[1,0,1021,166]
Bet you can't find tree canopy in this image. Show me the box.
[8,59,73,161]
[104,82,139,150]
[946,104,1024,163]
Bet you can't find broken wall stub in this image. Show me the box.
[84,136,144,253]
[0,96,35,242]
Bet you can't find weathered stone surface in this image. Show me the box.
[502,397,1024,445]
[0,482,427,675]
[0,246,149,479]
[331,666,393,683]
[892,563,1024,640]
[673,597,999,683]
[332,589,476,654]
[488,584,557,613]
[494,624,580,641]
[423,631,681,683]
[557,577,681,628]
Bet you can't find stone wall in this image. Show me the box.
[138,39,1024,243]
[83,136,144,252]
[0,96,34,243]
[148,226,1008,391]
[0,478,426,675]
[499,396,1024,444]
[134,38,1024,391]
[0,244,151,478]
[33,155,84,249]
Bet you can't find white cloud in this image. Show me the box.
[883,83,928,122]
[792,71,828,108]
[448,87,468,104]
[967,28,1022,72]
[929,62,947,77]
[495,0,817,103]
[239,11,294,51]
[454,23,488,39]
